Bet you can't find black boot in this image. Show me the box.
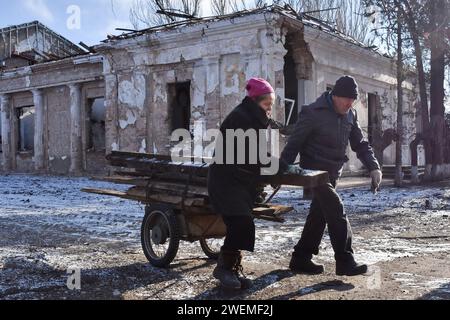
[336,256,368,276]
[289,252,324,275]
[213,250,242,290]
[234,252,253,290]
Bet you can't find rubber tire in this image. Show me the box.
[199,238,223,260]
[141,205,181,268]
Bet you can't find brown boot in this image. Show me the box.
[213,250,241,290]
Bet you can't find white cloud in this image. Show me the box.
[24,0,54,22]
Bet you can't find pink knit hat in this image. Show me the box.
[246,78,274,99]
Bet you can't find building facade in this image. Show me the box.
[0,6,423,175]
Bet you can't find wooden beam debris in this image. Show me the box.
[83,151,329,222]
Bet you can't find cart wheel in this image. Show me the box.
[199,238,224,260]
[141,206,180,268]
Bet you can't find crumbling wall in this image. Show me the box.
[99,14,287,159]
[0,55,104,174]
[46,86,71,173]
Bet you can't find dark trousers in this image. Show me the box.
[221,215,256,252]
[294,181,354,262]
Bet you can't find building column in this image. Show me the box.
[1,94,12,171]
[203,56,221,129]
[69,83,83,173]
[32,89,45,171]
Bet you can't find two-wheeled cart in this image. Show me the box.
[82,151,329,268]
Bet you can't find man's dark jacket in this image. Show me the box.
[208,97,272,217]
[281,92,380,181]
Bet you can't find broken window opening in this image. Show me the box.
[86,97,106,152]
[168,82,191,134]
[284,50,299,125]
[16,106,35,153]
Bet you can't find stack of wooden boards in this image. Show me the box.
[82,151,329,222]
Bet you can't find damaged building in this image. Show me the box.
[0,21,106,174]
[0,6,424,176]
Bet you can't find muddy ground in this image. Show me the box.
[0,175,448,300]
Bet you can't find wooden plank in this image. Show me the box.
[82,187,205,207]
[266,204,295,216]
[108,151,213,163]
[81,188,146,202]
[93,176,209,197]
[126,187,205,207]
[253,207,276,216]
[253,205,293,219]
[114,170,208,186]
[82,188,127,197]
[183,215,226,238]
[82,189,286,223]
[107,152,210,177]
[263,170,329,188]
[108,152,329,188]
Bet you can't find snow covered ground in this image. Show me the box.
[0,174,449,300]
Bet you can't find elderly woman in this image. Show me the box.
[208,78,288,290]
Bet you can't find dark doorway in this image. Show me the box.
[86,97,106,152]
[85,97,106,174]
[284,50,299,125]
[16,106,35,153]
[368,93,380,144]
[168,82,191,132]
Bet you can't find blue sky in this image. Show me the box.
[0,0,214,46]
[0,0,131,45]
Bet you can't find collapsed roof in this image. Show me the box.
[0,21,85,67]
[103,4,379,54]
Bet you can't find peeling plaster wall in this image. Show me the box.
[0,55,104,174]
[99,13,287,158]
[46,86,71,173]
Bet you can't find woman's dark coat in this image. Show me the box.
[208,97,272,217]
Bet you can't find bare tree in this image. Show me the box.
[428,0,449,179]
[129,0,373,43]
[395,1,405,187]
[228,0,268,12]
[365,0,450,182]
[211,0,229,15]
[274,0,375,45]
[130,0,202,29]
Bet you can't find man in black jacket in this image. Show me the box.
[281,76,383,276]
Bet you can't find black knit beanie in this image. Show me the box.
[332,76,359,100]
